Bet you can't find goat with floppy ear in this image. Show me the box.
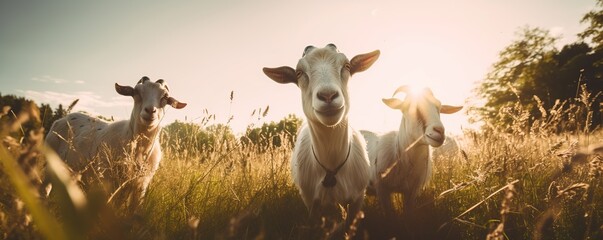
[361,85,462,217]
[45,76,186,210]
[264,44,380,236]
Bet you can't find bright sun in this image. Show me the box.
[390,84,429,99]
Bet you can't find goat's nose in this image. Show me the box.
[317,90,339,104]
[145,107,157,114]
[432,126,445,136]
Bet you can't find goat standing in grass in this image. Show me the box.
[263,44,379,235]
[361,86,462,216]
[45,76,186,209]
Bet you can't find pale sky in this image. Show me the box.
[0,0,597,135]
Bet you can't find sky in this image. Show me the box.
[0,0,598,135]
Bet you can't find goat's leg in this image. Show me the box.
[308,199,322,224]
[399,190,419,239]
[376,184,399,238]
[376,184,394,217]
[402,190,417,216]
[344,196,364,233]
[124,178,145,214]
[329,196,364,240]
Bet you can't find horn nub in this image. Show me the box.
[425,88,434,96]
[392,85,411,97]
[303,45,315,57]
[138,76,150,84]
[156,79,169,90]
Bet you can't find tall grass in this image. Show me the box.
[144,144,307,238]
[1,87,602,239]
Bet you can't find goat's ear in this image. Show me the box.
[263,66,297,84]
[440,105,463,114]
[350,50,380,75]
[115,83,136,96]
[382,98,404,110]
[167,97,187,109]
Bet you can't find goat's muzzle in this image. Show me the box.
[425,125,445,147]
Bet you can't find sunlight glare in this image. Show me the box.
[408,85,428,98]
[391,73,430,100]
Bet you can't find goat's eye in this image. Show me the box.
[296,70,303,79]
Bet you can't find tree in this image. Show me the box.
[1,94,41,140]
[205,123,237,152]
[473,25,603,132]
[580,0,603,51]
[39,103,54,135]
[241,114,302,151]
[579,0,603,91]
[0,93,71,138]
[473,27,557,128]
[161,121,236,157]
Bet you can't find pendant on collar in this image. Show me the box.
[322,170,337,188]
[312,144,352,188]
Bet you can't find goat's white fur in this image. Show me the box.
[361,86,462,214]
[263,44,380,231]
[45,76,186,206]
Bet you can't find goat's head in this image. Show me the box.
[263,44,380,127]
[383,85,462,147]
[115,76,187,128]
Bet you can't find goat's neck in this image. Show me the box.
[307,119,351,170]
[127,110,161,159]
[397,117,429,161]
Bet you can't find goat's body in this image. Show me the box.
[361,86,462,215]
[46,112,161,201]
[263,45,380,235]
[292,124,370,210]
[44,77,186,209]
[362,130,431,211]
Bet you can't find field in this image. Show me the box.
[1,101,603,240]
[142,127,603,239]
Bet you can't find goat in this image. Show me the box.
[361,85,462,215]
[263,44,380,233]
[45,76,186,208]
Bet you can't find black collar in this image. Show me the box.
[311,143,352,188]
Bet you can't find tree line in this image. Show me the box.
[0,93,68,139]
[160,114,303,156]
[472,0,603,132]
[0,92,303,152]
